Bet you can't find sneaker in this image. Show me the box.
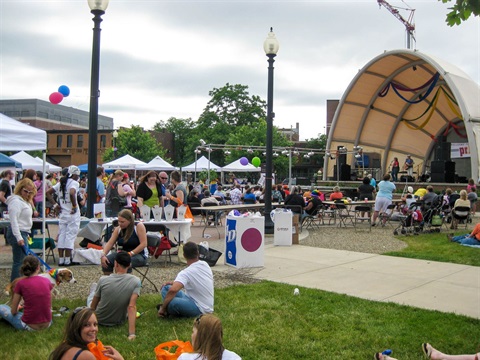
[156,303,163,311]
[58,260,65,266]
[89,282,97,294]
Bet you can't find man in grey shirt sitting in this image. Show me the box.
[88,251,141,341]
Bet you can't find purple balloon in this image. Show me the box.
[240,157,248,166]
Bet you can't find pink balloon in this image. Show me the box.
[240,157,248,166]
[49,92,64,104]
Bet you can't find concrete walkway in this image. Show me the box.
[212,230,480,320]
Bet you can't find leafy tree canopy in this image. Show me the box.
[440,0,479,26]
[153,117,194,166]
[102,126,168,163]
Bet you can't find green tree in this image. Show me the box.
[226,119,292,178]
[440,0,479,25]
[199,83,266,127]
[153,117,194,166]
[102,126,168,163]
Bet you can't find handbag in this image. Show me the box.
[177,242,187,264]
[154,340,193,360]
[431,214,443,226]
[87,340,110,360]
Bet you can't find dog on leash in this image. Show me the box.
[5,268,76,297]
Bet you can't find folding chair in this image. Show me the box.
[302,205,323,230]
[354,205,372,232]
[143,223,172,265]
[201,203,222,239]
[378,203,397,227]
[451,206,470,230]
[30,221,56,264]
[132,237,161,292]
[334,201,354,227]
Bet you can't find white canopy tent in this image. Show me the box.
[0,114,49,265]
[136,156,176,171]
[35,157,62,173]
[181,156,221,172]
[102,154,147,170]
[222,158,261,172]
[10,151,48,171]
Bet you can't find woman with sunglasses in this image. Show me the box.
[49,307,124,360]
[5,178,36,281]
[178,314,241,360]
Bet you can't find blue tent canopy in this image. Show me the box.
[0,153,21,168]
[78,163,113,174]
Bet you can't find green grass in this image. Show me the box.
[385,230,480,266]
[1,282,479,359]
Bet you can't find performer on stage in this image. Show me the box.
[404,155,414,177]
[390,157,400,182]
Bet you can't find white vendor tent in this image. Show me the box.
[11,151,48,172]
[103,154,147,170]
[0,113,47,151]
[0,114,49,264]
[222,158,261,172]
[181,156,221,172]
[35,157,62,172]
[137,156,176,171]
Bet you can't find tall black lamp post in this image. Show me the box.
[86,0,109,218]
[112,129,118,159]
[263,27,279,234]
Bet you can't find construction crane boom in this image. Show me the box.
[377,0,416,49]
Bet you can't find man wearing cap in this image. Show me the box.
[46,165,81,266]
[88,252,141,341]
[404,155,414,177]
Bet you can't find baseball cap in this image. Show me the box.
[407,186,414,193]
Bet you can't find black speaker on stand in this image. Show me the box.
[340,164,351,181]
[430,160,455,183]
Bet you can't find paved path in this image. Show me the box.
[1,218,479,319]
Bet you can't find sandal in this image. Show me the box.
[422,343,432,359]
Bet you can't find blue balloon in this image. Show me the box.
[58,85,70,97]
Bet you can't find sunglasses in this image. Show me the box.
[22,188,34,194]
[195,314,204,325]
[160,177,168,180]
[73,306,87,317]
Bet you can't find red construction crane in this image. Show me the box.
[377,0,416,49]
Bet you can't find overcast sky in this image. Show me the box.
[1,0,478,140]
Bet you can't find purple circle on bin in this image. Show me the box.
[241,228,262,252]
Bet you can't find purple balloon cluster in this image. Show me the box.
[49,85,70,105]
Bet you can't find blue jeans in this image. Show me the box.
[0,304,27,330]
[6,227,29,282]
[452,234,480,246]
[161,285,201,317]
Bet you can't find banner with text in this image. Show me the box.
[451,143,470,159]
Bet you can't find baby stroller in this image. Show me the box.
[421,195,444,233]
[394,202,424,236]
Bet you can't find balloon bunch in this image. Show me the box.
[240,156,262,168]
[49,85,70,104]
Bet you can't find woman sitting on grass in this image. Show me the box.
[0,255,53,331]
[178,314,241,360]
[49,307,123,360]
[375,343,480,360]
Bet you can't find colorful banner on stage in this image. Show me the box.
[451,143,470,158]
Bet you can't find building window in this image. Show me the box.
[77,135,84,148]
[100,135,106,148]
[67,135,73,148]
[56,135,62,148]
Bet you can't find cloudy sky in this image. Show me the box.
[1,0,478,140]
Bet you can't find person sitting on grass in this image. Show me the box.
[447,220,480,246]
[90,251,141,341]
[158,242,214,318]
[178,314,241,360]
[49,307,124,360]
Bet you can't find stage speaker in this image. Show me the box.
[434,142,451,161]
[337,145,347,167]
[340,164,351,181]
[430,160,455,183]
[400,175,414,182]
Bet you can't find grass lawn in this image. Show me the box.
[385,229,480,266]
[1,281,479,360]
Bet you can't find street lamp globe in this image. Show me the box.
[112,129,118,138]
[88,0,109,11]
[263,27,280,55]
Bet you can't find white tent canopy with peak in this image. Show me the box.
[222,158,261,172]
[102,154,147,170]
[181,156,221,172]
[136,155,176,171]
[10,151,48,172]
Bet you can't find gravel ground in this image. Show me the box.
[0,223,406,302]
